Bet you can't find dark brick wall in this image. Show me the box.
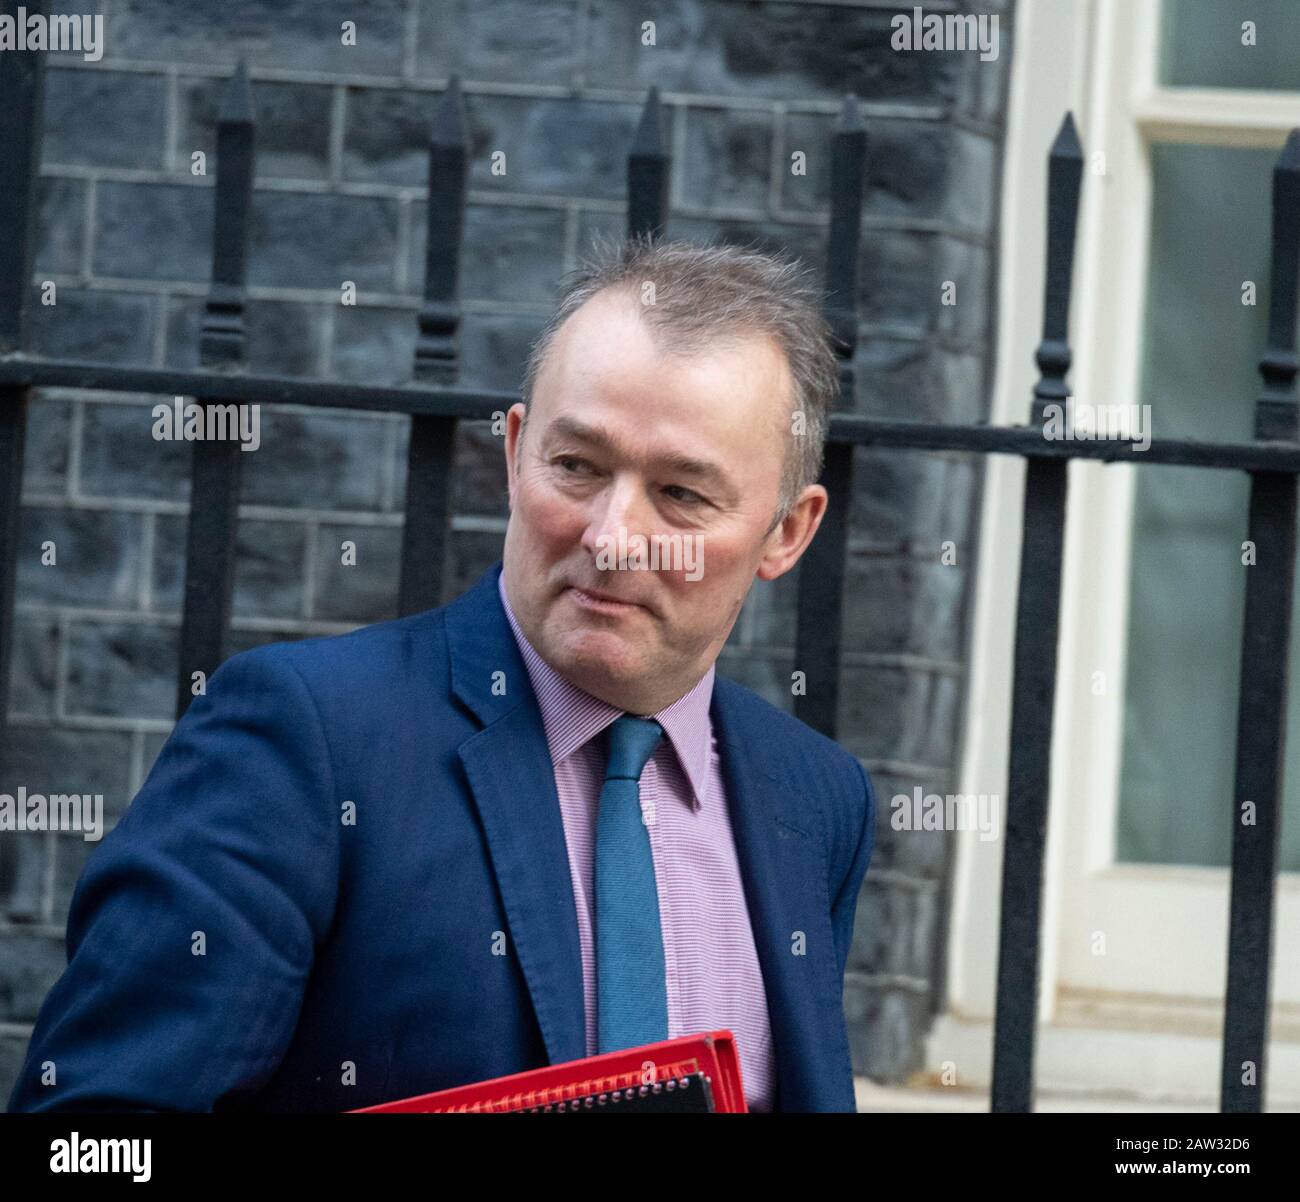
[0,0,1014,1103]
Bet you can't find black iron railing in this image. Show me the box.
[0,38,1296,1113]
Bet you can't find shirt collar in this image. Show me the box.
[497,569,714,811]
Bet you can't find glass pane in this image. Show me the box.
[1161,0,1300,91]
[1118,141,1300,871]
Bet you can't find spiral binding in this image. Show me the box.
[523,1074,696,1113]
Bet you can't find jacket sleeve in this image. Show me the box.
[6,644,340,1112]
[830,756,876,983]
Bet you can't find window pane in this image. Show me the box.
[1161,0,1300,91]
[1118,141,1300,871]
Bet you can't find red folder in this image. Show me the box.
[349,1030,747,1113]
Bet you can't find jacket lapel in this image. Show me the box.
[445,562,587,1068]
[711,676,854,1112]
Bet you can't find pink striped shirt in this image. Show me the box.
[498,573,776,1111]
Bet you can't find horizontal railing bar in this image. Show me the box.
[0,356,513,419]
[837,415,1300,471]
[7,355,1300,473]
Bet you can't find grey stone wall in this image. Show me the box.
[0,0,1013,1103]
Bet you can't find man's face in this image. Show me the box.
[501,287,826,715]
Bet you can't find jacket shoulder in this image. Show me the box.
[212,605,450,699]
[713,672,864,782]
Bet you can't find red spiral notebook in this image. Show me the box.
[349,1030,747,1113]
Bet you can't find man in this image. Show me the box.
[8,236,876,1113]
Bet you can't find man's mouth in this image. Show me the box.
[566,586,644,615]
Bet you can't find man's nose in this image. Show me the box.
[581,475,653,554]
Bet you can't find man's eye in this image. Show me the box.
[555,459,701,505]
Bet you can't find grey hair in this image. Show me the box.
[518,232,840,537]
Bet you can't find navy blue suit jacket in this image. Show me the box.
[8,560,876,1112]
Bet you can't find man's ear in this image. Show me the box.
[755,484,828,583]
[504,402,527,510]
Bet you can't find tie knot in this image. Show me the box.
[604,715,664,782]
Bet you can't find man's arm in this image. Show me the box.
[830,756,876,983]
[7,645,340,1112]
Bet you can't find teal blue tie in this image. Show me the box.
[595,714,668,1053]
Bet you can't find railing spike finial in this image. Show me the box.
[627,86,669,243]
[632,84,665,156]
[430,72,468,151]
[1031,111,1084,427]
[1049,110,1083,162]
[838,91,865,133]
[1278,125,1300,173]
[220,57,254,126]
[822,90,867,413]
[199,58,256,368]
[413,75,469,384]
[1252,127,1300,441]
